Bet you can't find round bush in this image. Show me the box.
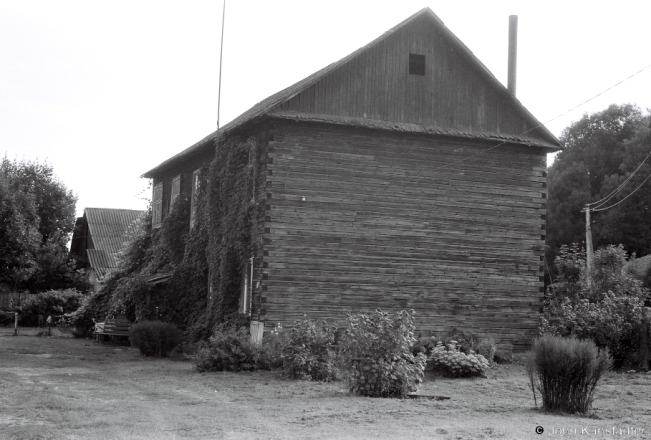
[339,309,427,397]
[430,341,490,377]
[130,320,182,357]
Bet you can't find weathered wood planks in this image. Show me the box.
[255,120,546,352]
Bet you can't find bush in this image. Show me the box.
[17,289,84,326]
[281,315,338,381]
[441,329,497,363]
[339,309,427,398]
[429,340,490,377]
[543,244,650,367]
[526,335,612,414]
[62,295,98,338]
[193,326,271,372]
[130,321,182,357]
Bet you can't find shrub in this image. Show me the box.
[339,309,427,398]
[430,341,490,377]
[473,337,497,362]
[281,316,338,381]
[526,335,612,414]
[441,329,497,362]
[130,320,182,357]
[62,295,97,338]
[193,326,271,372]
[262,323,284,369]
[543,244,650,367]
[17,289,84,326]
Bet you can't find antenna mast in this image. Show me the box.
[217,0,226,130]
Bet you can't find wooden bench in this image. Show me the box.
[94,317,132,343]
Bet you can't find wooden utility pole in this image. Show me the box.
[584,205,594,287]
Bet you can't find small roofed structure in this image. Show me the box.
[70,208,146,290]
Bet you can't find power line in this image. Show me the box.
[434,61,651,171]
[587,146,651,209]
[592,171,651,212]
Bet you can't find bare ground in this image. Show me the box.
[1,331,650,440]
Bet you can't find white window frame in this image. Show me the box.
[170,174,181,211]
[190,169,200,229]
[240,257,253,315]
[152,182,163,228]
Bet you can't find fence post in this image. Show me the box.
[14,312,18,336]
[641,312,650,372]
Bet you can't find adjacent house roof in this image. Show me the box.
[72,208,146,281]
[143,7,563,179]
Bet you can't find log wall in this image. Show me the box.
[258,120,547,351]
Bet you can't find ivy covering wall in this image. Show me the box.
[81,136,261,339]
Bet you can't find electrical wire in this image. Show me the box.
[591,171,651,212]
[434,61,651,171]
[586,146,651,209]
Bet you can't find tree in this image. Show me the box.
[0,169,40,291]
[0,156,87,293]
[546,104,651,278]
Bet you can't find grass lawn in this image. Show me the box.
[1,330,650,440]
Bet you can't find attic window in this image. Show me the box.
[409,53,425,76]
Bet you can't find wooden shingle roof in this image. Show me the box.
[143,7,563,179]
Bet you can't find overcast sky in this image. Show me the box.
[2,0,650,219]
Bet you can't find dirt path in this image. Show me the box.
[1,334,650,439]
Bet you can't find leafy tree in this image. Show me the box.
[546,104,651,278]
[542,244,649,367]
[0,156,86,293]
[0,162,41,291]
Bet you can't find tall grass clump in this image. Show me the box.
[526,335,612,414]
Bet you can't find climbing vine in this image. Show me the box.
[206,136,260,323]
[78,136,260,340]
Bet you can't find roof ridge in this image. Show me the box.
[142,7,561,178]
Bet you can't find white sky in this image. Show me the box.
[2,0,650,219]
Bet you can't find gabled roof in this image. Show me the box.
[77,208,146,280]
[85,208,146,257]
[143,7,563,178]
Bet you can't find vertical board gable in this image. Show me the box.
[278,13,536,139]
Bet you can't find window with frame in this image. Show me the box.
[152,182,163,227]
[409,53,426,76]
[240,258,253,315]
[170,174,181,211]
[190,169,200,229]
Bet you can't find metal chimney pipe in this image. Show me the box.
[508,15,518,96]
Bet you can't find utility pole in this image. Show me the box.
[217,0,226,130]
[584,205,594,287]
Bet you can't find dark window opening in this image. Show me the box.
[409,53,425,76]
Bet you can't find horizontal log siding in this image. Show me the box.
[260,121,546,351]
[278,13,541,142]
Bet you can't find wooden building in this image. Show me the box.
[143,8,563,351]
[70,208,146,291]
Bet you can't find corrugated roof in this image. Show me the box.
[84,208,146,278]
[142,7,563,179]
[86,249,115,281]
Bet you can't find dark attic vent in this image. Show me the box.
[409,53,425,76]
